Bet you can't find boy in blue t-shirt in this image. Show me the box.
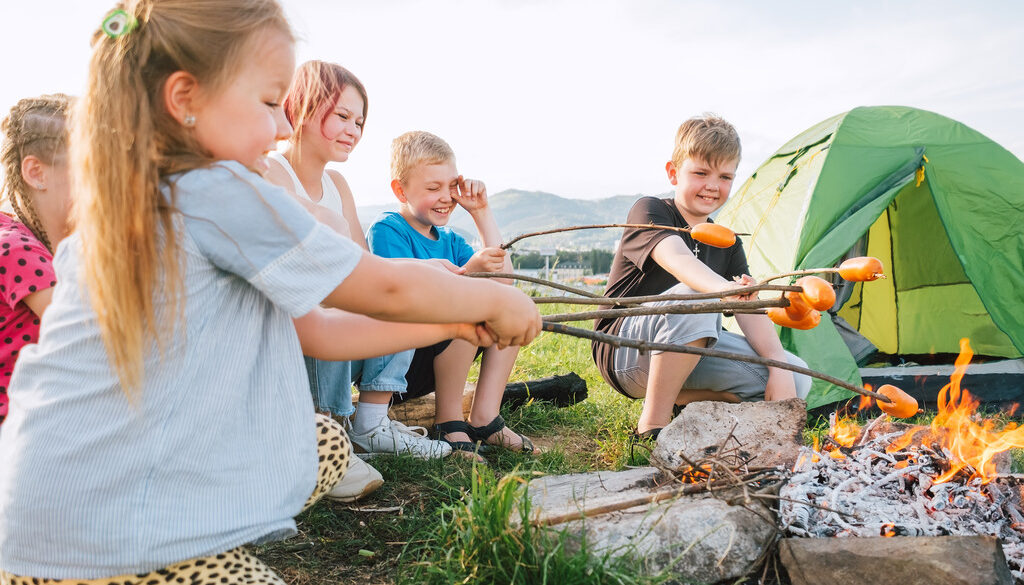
[364,131,537,457]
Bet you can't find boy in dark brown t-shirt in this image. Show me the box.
[592,114,810,439]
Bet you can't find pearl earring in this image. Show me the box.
[183,113,196,127]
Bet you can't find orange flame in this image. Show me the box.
[857,391,874,412]
[830,415,861,449]
[882,338,1024,485]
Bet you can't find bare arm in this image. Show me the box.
[650,236,737,294]
[294,307,492,360]
[328,170,369,251]
[323,252,541,348]
[454,177,513,279]
[23,287,54,317]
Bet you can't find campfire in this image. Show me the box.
[780,339,1024,581]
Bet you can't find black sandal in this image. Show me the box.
[633,427,662,441]
[470,415,537,455]
[434,419,485,456]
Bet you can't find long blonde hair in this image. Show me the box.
[1,94,72,252]
[73,0,292,393]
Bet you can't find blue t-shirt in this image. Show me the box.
[367,211,475,265]
[0,162,363,578]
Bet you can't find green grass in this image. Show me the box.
[257,302,1024,582]
[398,467,670,585]
[257,303,650,583]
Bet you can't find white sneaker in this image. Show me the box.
[349,419,453,459]
[326,456,384,502]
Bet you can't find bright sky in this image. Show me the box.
[2,1,1022,206]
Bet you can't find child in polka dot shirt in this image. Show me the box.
[0,94,72,425]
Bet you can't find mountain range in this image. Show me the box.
[358,189,668,251]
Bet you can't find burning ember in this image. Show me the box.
[780,339,1024,581]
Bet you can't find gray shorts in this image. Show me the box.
[611,283,812,401]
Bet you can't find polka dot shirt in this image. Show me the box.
[0,214,55,425]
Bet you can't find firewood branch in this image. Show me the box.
[541,321,891,403]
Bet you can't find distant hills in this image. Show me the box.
[358,189,668,251]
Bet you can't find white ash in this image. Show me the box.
[779,431,1024,582]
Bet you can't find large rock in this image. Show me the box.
[527,468,775,584]
[652,398,807,471]
[779,535,1014,585]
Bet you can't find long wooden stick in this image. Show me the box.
[543,299,785,323]
[465,272,602,298]
[502,223,695,250]
[529,284,801,305]
[760,267,886,284]
[467,271,801,307]
[541,321,890,403]
[501,223,750,250]
[760,267,842,284]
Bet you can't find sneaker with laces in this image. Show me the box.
[349,418,453,459]
[326,456,384,502]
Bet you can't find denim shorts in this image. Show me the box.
[611,283,812,401]
[304,350,415,416]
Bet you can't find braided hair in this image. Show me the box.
[0,93,71,252]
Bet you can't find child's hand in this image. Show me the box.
[453,175,489,215]
[465,247,506,273]
[483,287,542,348]
[721,274,757,302]
[453,323,496,347]
[425,258,466,275]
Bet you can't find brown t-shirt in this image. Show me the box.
[591,196,749,394]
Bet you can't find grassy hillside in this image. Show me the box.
[358,189,665,251]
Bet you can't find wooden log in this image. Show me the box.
[503,372,588,408]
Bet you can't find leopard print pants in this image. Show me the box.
[0,414,350,585]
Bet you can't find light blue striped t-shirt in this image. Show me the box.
[0,162,363,578]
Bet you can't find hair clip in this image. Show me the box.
[101,9,139,39]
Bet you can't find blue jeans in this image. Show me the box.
[304,350,415,416]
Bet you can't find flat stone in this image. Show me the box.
[525,466,666,523]
[779,535,1014,585]
[527,468,774,584]
[652,398,807,471]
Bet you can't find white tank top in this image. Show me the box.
[267,151,344,216]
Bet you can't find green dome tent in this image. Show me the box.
[717,106,1024,409]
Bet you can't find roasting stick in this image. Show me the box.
[464,270,884,400]
[529,284,801,305]
[466,272,604,299]
[759,267,847,284]
[542,299,786,323]
[467,272,800,306]
[500,223,749,251]
[542,322,891,403]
